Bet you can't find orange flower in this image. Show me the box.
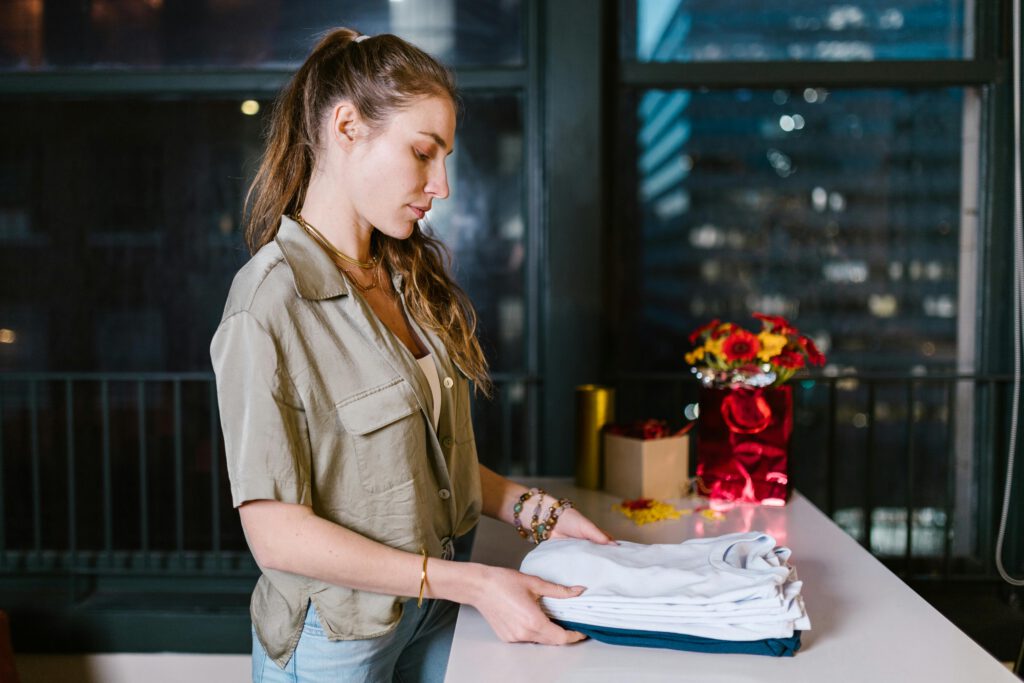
[721,329,760,362]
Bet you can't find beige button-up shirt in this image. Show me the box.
[210,216,482,668]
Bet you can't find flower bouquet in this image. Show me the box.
[687,314,825,506]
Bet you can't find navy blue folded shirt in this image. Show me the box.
[553,619,802,657]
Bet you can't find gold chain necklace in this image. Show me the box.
[293,214,377,269]
[337,261,381,293]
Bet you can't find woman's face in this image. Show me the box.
[346,95,456,240]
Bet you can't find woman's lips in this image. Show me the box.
[409,205,426,219]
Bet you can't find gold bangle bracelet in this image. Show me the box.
[417,548,429,608]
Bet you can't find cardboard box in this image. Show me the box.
[603,432,690,500]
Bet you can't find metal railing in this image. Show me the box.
[0,372,251,580]
[0,370,1015,589]
[613,371,1016,581]
[0,371,541,588]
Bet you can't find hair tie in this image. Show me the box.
[354,34,371,43]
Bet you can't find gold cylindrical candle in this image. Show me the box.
[574,384,615,490]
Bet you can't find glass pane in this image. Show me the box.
[615,87,969,538]
[431,92,527,374]
[0,0,523,70]
[617,87,965,373]
[0,91,525,374]
[622,0,967,61]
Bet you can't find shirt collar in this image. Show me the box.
[275,215,350,300]
[275,215,406,300]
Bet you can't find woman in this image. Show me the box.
[210,28,614,683]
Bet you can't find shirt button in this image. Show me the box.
[442,436,454,448]
[443,377,454,389]
[438,489,451,500]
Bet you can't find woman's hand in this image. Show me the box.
[547,507,617,545]
[470,565,588,645]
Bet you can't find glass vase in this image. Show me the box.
[695,385,793,506]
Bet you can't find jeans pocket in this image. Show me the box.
[251,627,265,683]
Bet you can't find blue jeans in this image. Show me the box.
[252,598,459,683]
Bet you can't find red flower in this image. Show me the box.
[721,330,761,362]
[799,336,826,366]
[688,318,721,344]
[753,312,793,332]
[775,350,806,369]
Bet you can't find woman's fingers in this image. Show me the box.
[558,628,588,644]
[532,578,586,599]
[533,623,588,645]
[579,519,616,544]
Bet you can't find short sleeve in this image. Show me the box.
[210,310,312,508]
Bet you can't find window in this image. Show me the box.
[621,86,965,372]
[0,3,540,649]
[0,0,523,68]
[0,0,539,474]
[612,0,1005,567]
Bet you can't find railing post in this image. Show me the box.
[209,381,221,564]
[501,384,513,475]
[65,380,76,582]
[863,381,876,551]
[137,380,149,559]
[29,380,41,559]
[174,380,184,563]
[826,380,837,518]
[0,383,5,570]
[904,381,916,576]
[944,379,957,578]
[101,379,113,565]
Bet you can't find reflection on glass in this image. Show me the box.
[618,87,967,535]
[432,92,526,374]
[0,92,524,374]
[0,0,523,69]
[623,0,966,62]
[622,87,964,372]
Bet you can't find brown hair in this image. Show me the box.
[243,28,491,396]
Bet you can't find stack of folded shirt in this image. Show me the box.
[519,531,809,656]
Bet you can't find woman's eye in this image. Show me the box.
[414,149,430,161]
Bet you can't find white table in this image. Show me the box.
[445,479,1018,682]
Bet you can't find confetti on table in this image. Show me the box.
[693,505,726,522]
[613,498,692,526]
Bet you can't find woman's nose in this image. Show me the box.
[426,162,449,199]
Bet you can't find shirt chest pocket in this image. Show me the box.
[336,380,427,494]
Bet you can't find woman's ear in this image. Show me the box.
[329,101,363,149]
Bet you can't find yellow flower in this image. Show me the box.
[684,347,706,365]
[704,337,724,359]
[756,332,788,361]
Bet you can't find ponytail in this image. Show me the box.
[242,28,492,396]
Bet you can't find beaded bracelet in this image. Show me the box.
[512,489,575,544]
[535,498,574,543]
[528,490,547,542]
[513,488,545,541]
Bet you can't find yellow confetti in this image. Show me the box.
[613,499,689,526]
[700,508,726,521]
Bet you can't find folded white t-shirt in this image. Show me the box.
[519,532,810,641]
[521,532,792,600]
